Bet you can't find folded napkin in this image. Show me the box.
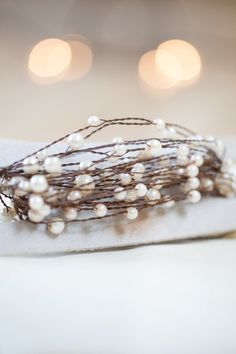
[0,138,236,255]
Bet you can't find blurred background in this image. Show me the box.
[0,0,235,142]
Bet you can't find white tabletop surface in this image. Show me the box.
[1,236,236,354]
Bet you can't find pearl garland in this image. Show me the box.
[153,118,165,131]
[146,188,161,201]
[127,207,138,220]
[29,194,44,211]
[44,157,62,174]
[67,133,84,150]
[177,144,189,158]
[191,154,204,167]
[135,183,147,197]
[163,126,176,139]
[4,116,234,236]
[23,157,39,174]
[94,204,107,217]
[64,207,78,221]
[79,160,93,170]
[88,115,101,127]
[146,139,162,157]
[114,187,127,200]
[30,175,48,193]
[15,179,31,196]
[131,163,145,181]
[125,189,138,202]
[114,144,127,156]
[36,149,48,161]
[200,177,214,192]
[120,173,132,185]
[186,164,199,177]
[188,190,201,203]
[47,218,65,235]
[28,209,44,223]
[67,190,82,201]
[187,177,200,190]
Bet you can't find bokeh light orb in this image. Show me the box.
[65,37,93,81]
[138,50,176,90]
[28,38,72,78]
[155,40,201,81]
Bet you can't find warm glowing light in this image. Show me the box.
[28,38,72,78]
[155,40,201,81]
[138,50,176,90]
[65,36,92,81]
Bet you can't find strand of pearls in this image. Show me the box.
[2,116,234,237]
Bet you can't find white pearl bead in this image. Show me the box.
[188,190,201,203]
[36,149,48,161]
[112,137,123,144]
[15,180,31,196]
[28,209,44,222]
[163,126,176,139]
[146,188,161,201]
[177,156,189,166]
[67,133,84,150]
[153,118,165,130]
[29,194,44,211]
[177,168,185,175]
[64,207,78,221]
[200,178,214,191]
[146,139,162,157]
[114,144,127,156]
[177,144,189,157]
[67,190,82,201]
[125,189,137,202]
[94,204,107,217]
[191,154,204,167]
[47,218,65,235]
[131,163,145,181]
[30,175,48,193]
[187,177,200,190]
[186,164,199,177]
[75,174,94,186]
[88,115,101,127]
[79,160,93,170]
[44,157,62,174]
[127,207,138,220]
[135,183,147,197]
[23,157,39,174]
[40,204,51,217]
[10,176,24,186]
[120,173,131,185]
[132,163,145,173]
[147,139,161,149]
[114,187,127,201]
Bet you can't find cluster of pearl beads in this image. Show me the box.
[23,153,62,175]
[6,115,235,238]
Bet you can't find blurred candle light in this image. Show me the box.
[155,39,201,81]
[64,36,93,81]
[138,50,176,90]
[28,38,71,78]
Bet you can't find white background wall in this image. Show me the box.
[0,0,235,142]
